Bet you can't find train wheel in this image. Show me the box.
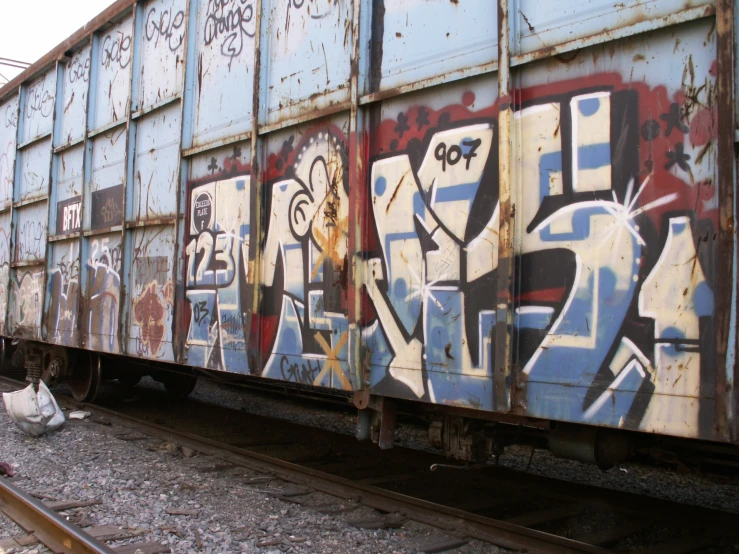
[68,353,102,402]
[43,346,69,389]
[160,373,197,401]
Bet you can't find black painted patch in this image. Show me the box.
[90,185,123,230]
[56,195,82,235]
[193,191,213,232]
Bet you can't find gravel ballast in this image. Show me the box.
[2,375,738,553]
[0,390,501,554]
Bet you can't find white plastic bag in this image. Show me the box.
[2,382,65,437]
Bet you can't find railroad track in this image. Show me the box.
[0,462,170,553]
[0,476,118,554]
[0,375,735,554]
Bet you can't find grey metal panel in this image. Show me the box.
[55,146,85,204]
[189,141,251,180]
[7,265,44,338]
[361,0,498,94]
[17,139,52,203]
[83,231,122,353]
[45,238,81,347]
[20,71,55,143]
[59,47,91,147]
[88,130,126,230]
[261,0,352,127]
[189,0,255,148]
[0,96,18,209]
[93,16,134,130]
[127,224,176,360]
[137,0,187,110]
[14,202,48,263]
[513,0,714,55]
[131,103,181,219]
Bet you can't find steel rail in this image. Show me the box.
[0,475,117,554]
[10,386,611,554]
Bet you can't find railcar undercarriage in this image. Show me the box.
[2,337,737,478]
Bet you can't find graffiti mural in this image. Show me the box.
[184,129,353,388]
[83,236,121,353]
[359,62,717,437]
[46,242,80,346]
[129,229,176,361]
[259,129,352,390]
[0,1,724,446]
[8,270,44,337]
[363,115,499,408]
[185,175,252,371]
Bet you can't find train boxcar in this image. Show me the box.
[0,0,737,467]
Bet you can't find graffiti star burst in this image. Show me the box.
[602,175,678,250]
[405,262,447,310]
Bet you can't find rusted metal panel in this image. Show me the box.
[13,202,48,263]
[58,47,91,147]
[88,130,126,230]
[714,0,735,440]
[130,103,181,220]
[45,42,90,351]
[348,0,364,392]
[188,0,256,148]
[7,264,44,339]
[360,0,498,95]
[16,140,51,204]
[127,224,176,360]
[20,71,55,144]
[0,95,19,337]
[183,141,252,370]
[257,115,352,390]
[137,0,187,110]
[495,0,514,413]
[260,0,353,128]
[0,96,19,210]
[54,147,85,210]
[45,238,81,346]
[92,16,134,130]
[511,18,719,439]
[82,232,122,353]
[362,75,500,410]
[45,145,84,347]
[513,0,714,55]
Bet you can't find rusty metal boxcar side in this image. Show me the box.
[0,0,736,448]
